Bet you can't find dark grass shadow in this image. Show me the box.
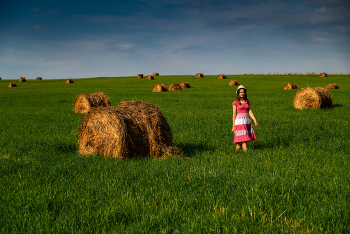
[250,139,291,150]
[176,142,215,157]
[54,143,77,154]
[52,141,213,159]
[333,104,343,108]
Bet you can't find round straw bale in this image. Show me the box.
[78,100,183,159]
[169,84,182,91]
[153,72,159,76]
[218,74,226,79]
[137,74,143,79]
[196,73,204,77]
[160,84,168,91]
[66,79,74,84]
[180,82,190,88]
[0,77,2,80]
[283,83,297,89]
[319,73,327,77]
[19,77,26,82]
[326,83,339,89]
[146,75,154,80]
[229,80,239,86]
[74,92,111,113]
[293,87,333,110]
[36,77,42,80]
[8,82,17,87]
[152,84,167,92]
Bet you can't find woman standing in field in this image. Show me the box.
[232,85,258,151]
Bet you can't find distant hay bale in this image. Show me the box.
[146,75,154,80]
[74,92,111,113]
[152,84,168,92]
[283,83,297,90]
[0,77,2,80]
[66,79,74,84]
[196,73,204,77]
[293,87,333,110]
[160,84,168,91]
[19,77,26,82]
[229,80,239,86]
[169,84,182,91]
[8,82,17,87]
[319,73,327,77]
[153,72,159,76]
[36,77,42,80]
[78,100,183,159]
[326,83,339,89]
[137,74,143,79]
[218,74,226,79]
[152,84,163,92]
[180,82,190,88]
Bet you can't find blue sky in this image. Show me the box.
[1,0,349,79]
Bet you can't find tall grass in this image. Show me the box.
[0,75,349,233]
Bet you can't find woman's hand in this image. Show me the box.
[254,121,258,126]
[232,126,235,132]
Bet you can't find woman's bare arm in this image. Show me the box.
[232,105,237,131]
[248,105,258,126]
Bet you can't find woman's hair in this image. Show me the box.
[236,88,248,105]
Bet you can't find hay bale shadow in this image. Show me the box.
[333,104,343,108]
[54,142,77,154]
[176,142,214,157]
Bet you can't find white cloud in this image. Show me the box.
[336,26,348,32]
[311,36,331,42]
[104,42,136,52]
[31,24,42,30]
[303,6,349,23]
[118,44,135,51]
[2,47,14,52]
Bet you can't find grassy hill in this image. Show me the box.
[0,75,349,233]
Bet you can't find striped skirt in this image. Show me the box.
[234,113,257,144]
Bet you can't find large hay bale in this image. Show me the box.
[169,84,182,91]
[229,80,239,86]
[153,72,159,76]
[78,100,183,159]
[319,73,327,77]
[137,74,143,79]
[326,83,339,89]
[19,77,26,82]
[36,77,42,80]
[180,82,190,88]
[218,74,226,79]
[74,92,111,113]
[160,84,168,91]
[146,75,154,80]
[66,79,74,84]
[293,87,333,109]
[152,84,168,92]
[283,83,297,90]
[0,77,2,80]
[196,73,204,77]
[8,82,17,87]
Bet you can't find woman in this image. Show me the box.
[232,85,258,151]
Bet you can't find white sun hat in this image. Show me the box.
[236,85,247,94]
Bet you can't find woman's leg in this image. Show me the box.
[242,142,248,151]
[236,142,242,151]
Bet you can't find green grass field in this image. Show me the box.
[0,75,349,233]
